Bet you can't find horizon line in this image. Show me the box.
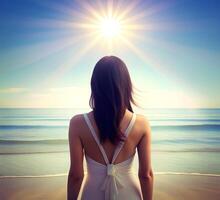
[0,107,220,109]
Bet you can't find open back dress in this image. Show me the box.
[77,112,143,200]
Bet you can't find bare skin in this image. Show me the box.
[67,109,153,200]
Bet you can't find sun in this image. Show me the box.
[28,0,177,87]
[59,1,150,49]
[99,17,122,39]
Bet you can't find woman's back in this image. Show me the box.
[69,109,150,200]
[79,109,144,165]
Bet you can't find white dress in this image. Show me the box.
[78,113,143,200]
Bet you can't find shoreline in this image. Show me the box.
[0,175,219,200]
[1,171,220,179]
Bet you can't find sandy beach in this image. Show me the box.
[0,175,219,200]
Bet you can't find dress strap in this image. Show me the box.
[111,113,136,164]
[83,113,110,165]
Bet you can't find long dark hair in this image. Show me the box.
[89,56,136,145]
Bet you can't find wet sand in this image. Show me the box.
[0,175,219,200]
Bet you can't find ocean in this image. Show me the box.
[0,108,220,178]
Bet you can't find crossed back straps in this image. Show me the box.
[83,112,136,165]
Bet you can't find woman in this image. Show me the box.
[67,56,153,200]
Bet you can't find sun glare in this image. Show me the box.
[32,0,177,83]
[66,1,146,49]
[99,17,121,38]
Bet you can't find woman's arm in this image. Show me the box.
[137,116,154,200]
[67,115,84,200]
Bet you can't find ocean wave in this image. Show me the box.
[0,117,68,121]
[153,138,220,145]
[155,172,220,177]
[0,139,68,145]
[0,125,66,129]
[152,124,220,130]
[152,148,220,152]
[0,172,219,179]
[0,174,67,178]
[1,147,220,154]
[1,117,220,122]
[5,137,219,147]
[151,119,220,122]
[1,124,220,130]
[0,150,68,155]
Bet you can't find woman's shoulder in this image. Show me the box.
[135,113,150,125]
[70,113,84,125]
[69,112,89,134]
[134,113,151,135]
[70,110,93,121]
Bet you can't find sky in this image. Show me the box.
[0,0,220,108]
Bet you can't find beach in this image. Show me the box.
[0,108,220,199]
[0,175,219,200]
[1,0,220,198]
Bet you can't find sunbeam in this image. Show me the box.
[17,0,181,63]
[2,0,202,95]
[43,34,102,87]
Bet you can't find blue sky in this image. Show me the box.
[0,0,220,108]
